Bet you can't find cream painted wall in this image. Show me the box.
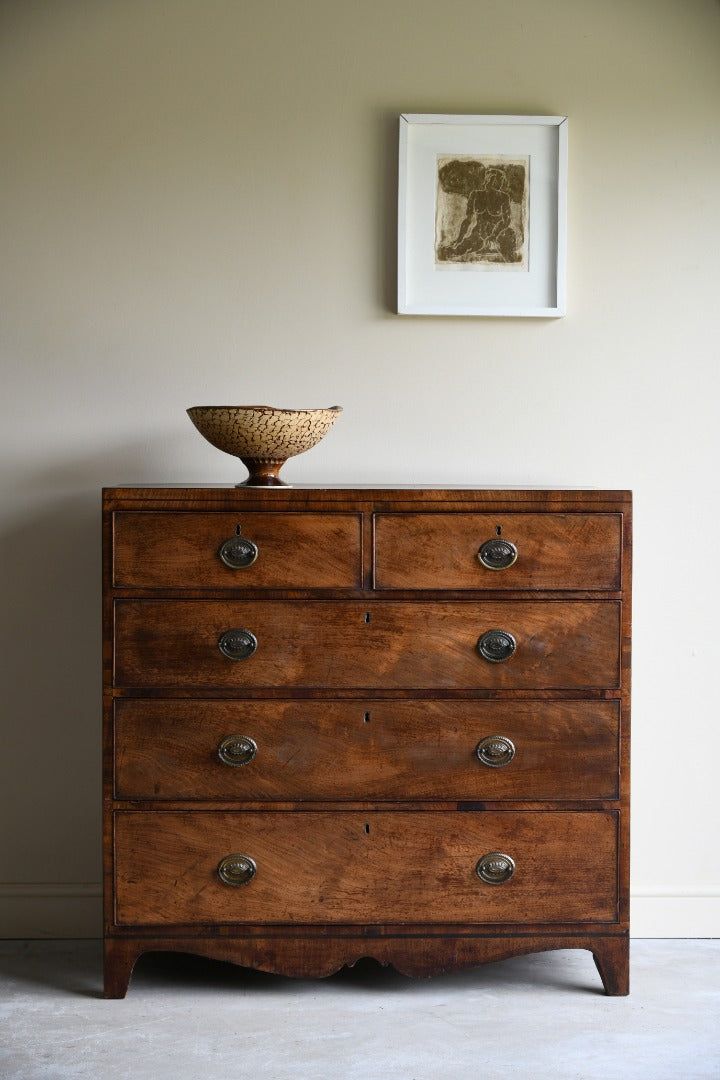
[1,0,718,938]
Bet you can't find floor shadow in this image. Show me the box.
[0,940,102,997]
[127,948,607,996]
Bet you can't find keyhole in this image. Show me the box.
[496,524,502,536]
[235,524,242,536]
[364,612,371,624]
[364,823,370,835]
[364,711,371,723]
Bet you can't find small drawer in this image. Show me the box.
[114,810,618,926]
[114,699,620,802]
[113,599,621,690]
[374,513,622,590]
[112,512,362,589]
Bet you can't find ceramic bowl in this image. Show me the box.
[186,405,342,487]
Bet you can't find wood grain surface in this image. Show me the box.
[114,809,618,925]
[374,512,622,590]
[114,698,620,801]
[103,486,631,997]
[113,511,362,589]
[114,599,621,690]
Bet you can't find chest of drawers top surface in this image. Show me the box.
[103,485,631,511]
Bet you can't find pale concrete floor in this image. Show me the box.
[0,940,718,1080]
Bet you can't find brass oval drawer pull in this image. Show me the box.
[217,734,257,767]
[219,535,259,569]
[218,628,258,660]
[476,852,515,885]
[476,735,516,768]
[217,854,257,887]
[477,538,518,570]
[477,629,516,663]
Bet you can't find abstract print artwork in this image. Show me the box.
[435,156,528,270]
[398,115,567,315]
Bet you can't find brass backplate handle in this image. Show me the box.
[217,734,258,767]
[217,854,257,887]
[476,735,516,768]
[218,629,258,660]
[477,629,516,663]
[477,538,518,570]
[219,535,259,569]
[476,852,515,885]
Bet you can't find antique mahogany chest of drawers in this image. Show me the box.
[102,486,631,997]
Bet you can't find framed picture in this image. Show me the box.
[398,114,568,317]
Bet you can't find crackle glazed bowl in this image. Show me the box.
[186,405,342,487]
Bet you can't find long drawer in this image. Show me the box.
[374,513,622,590]
[114,600,621,690]
[114,810,618,926]
[114,699,620,801]
[112,512,363,589]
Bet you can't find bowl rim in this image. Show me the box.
[187,405,342,414]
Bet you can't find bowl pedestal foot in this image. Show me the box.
[237,457,290,487]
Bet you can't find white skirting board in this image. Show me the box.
[1,885,718,939]
[631,895,720,939]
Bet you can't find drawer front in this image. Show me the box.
[114,810,618,925]
[112,512,362,589]
[374,513,622,590]
[114,600,621,690]
[115,699,620,801]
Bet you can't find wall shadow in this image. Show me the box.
[0,435,187,893]
[377,110,400,314]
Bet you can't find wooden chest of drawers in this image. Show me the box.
[103,486,631,996]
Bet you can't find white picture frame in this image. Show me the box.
[398,114,568,317]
